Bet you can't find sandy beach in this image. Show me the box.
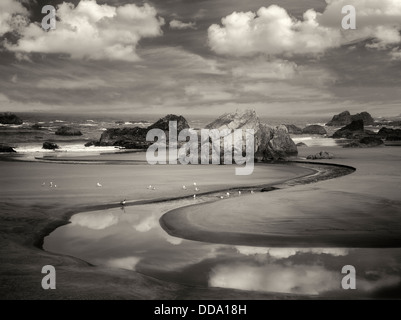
[0,144,400,299]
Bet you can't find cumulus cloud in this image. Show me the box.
[169,19,196,30]
[208,5,341,56]
[0,0,29,36]
[208,0,401,57]
[5,0,164,61]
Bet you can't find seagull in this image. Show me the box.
[238,191,241,195]
[193,182,197,186]
[49,182,53,188]
[182,185,187,190]
[220,196,224,199]
[195,187,199,192]
[147,185,152,189]
[54,185,57,188]
[96,182,102,187]
[251,190,254,194]
[41,182,46,187]
[193,194,196,199]
[226,192,230,197]
[120,199,126,206]
[152,186,156,190]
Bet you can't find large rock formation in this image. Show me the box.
[98,114,189,149]
[326,111,374,126]
[204,110,297,161]
[55,126,82,136]
[284,124,303,134]
[332,120,365,139]
[0,144,16,152]
[0,112,23,125]
[302,125,327,135]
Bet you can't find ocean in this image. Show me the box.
[0,112,360,154]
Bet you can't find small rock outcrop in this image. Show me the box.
[31,123,42,130]
[296,142,308,147]
[307,151,334,160]
[326,111,374,126]
[0,144,16,152]
[302,125,327,135]
[55,126,82,136]
[0,112,23,125]
[42,142,59,150]
[377,127,401,141]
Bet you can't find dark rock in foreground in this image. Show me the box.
[0,144,16,152]
[307,151,334,160]
[42,142,59,150]
[302,125,327,135]
[332,120,365,139]
[284,124,303,134]
[343,137,384,148]
[326,110,374,126]
[55,126,82,136]
[0,112,23,125]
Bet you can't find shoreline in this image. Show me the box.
[35,161,354,251]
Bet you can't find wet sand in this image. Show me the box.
[0,155,316,299]
[161,146,401,248]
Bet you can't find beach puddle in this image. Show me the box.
[44,200,401,298]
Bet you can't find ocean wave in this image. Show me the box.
[292,136,338,147]
[14,144,121,154]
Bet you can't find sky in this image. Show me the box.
[0,0,400,118]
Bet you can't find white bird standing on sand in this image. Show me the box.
[147,185,152,189]
[220,196,224,199]
[195,187,199,192]
[41,182,46,186]
[54,185,57,188]
[120,199,126,206]
[238,191,241,195]
[226,192,230,197]
[96,182,102,187]
[193,194,196,199]
[49,182,53,188]
[152,186,156,190]
[182,185,187,190]
[251,190,254,194]
[193,182,197,186]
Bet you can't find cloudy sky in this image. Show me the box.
[0,0,400,117]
